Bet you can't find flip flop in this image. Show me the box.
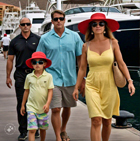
[60,131,70,141]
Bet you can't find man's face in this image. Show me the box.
[51,13,65,30]
[19,18,32,33]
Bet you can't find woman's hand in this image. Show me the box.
[73,89,79,101]
[20,106,25,116]
[128,81,135,96]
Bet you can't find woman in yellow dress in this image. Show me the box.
[73,13,135,141]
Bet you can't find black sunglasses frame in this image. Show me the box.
[53,17,65,21]
[91,22,105,27]
[20,23,31,26]
[31,60,44,65]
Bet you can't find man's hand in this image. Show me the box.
[6,77,12,88]
[73,89,79,101]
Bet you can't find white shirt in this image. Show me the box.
[2,37,11,46]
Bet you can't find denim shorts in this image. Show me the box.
[27,111,49,130]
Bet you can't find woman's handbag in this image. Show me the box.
[111,40,127,88]
[112,61,127,88]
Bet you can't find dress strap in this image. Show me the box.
[110,39,115,61]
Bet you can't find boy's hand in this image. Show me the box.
[43,104,49,113]
[20,106,25,116]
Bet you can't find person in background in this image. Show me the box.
[1,33,11,59]
[6,17,40,141]
[36,10,83,141]
[73,13,135,141]
[21,51,54,141]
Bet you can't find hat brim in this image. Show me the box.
[78,18,119,35]
[26,57,52,69]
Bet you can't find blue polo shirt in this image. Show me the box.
[36,28,83,87]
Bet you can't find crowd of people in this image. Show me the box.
[4,9,135,141]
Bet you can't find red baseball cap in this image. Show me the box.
[78,13,119,35]
[4,33,7,36]
[26,51,52,69]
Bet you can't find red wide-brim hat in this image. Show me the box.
[26,51,52,69]
[78,13,120,35]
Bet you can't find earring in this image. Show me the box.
[104,31,106,34]
[91,31,94,35]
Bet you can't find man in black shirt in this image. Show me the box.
[6,17,40,141]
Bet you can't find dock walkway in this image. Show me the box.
[0,53,140,141]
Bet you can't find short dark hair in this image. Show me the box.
[51,10,65,19]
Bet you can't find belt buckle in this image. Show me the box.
[25,69,32,73]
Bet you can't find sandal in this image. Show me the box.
[60,131,70,141]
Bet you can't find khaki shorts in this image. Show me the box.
[50,85,77,109]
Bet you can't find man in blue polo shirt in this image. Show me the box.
[36,10,83,141]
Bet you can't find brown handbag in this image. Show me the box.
[112,61,127,88]
[111,40,127,88]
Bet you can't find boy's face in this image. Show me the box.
[31,59,47,71]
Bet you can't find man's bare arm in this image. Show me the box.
[6,55,14,88]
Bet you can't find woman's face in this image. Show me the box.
[91,20,105,34]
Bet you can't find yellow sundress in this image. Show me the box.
[85,42,120,119]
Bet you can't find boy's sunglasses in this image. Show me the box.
[53,17,65,21]
[91,22,105,27]
[31,60,44,65]
[20,23,31,26]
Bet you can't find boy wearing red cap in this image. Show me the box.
[20,51,54,141]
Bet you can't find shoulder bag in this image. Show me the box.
[111,40,127,88]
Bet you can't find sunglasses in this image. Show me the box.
[53,17,65,21]
[20,23,31,26]
[91,22,105,27]
[31,60,44,65]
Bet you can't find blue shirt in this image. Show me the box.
[36,28,83,87]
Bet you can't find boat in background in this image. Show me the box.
[104,0,140,16]
[13,1,46,35]
[1,9,20,37]
[111,2,140,16]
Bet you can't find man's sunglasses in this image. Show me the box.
[91,22,105,27]
[53,17,65,21]
[20,23,31,26]
[31,60,44,65]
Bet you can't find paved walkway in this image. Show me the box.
[0,53,140,141]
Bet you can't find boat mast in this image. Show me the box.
[28,0,30,13]
[57,0,62,10]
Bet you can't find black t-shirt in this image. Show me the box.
[8,32,40,69]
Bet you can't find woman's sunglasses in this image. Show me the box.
[31,60,44,65]
[91,22,105,27]
[53,17,65,21]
